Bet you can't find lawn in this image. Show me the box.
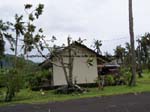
[0,71,150,106]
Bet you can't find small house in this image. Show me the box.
[40,42,107,86]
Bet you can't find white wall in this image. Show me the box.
[53,46,98,86]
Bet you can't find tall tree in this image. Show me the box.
[128,0,136,86]
[1,3,44,102]
[67,37,74,87]
[14,14,25,67]
[23,4,44,59]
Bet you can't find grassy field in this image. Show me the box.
[0,71,150,106]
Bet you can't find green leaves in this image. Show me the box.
[0,37,5,57]
[0,20,13,56]
[35,4,44,19]
[93,39,102,55]
[34,34,40,43]
[114,45,126,62]
[14,14,25,36]
[29,14,35,21]
[22,4,45,53]
[138,33,150,68]
[24,4,44,19]
[39,28,43,33]
[0,69,23,102]
[0,20,9,31]
[25,69,52,89]
[0,3,46,102]
[87,58,94,67]
[0,3,45,61]
[28,24,36,32]
[24,4,32,9]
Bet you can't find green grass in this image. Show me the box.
[0,71,150,106]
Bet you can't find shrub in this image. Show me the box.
[105,75,115,86]
[0,69,6,87]
[25,69,52,89]
[0,69,22,102]
[119,68,131,85]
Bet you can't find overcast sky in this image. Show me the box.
[1,0,150,62]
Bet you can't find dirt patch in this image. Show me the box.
[0,92,150,112]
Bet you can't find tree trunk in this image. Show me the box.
[60,57,70,85]
[68,37,73,87]
[137,40,143,78]
[59,37,74,87]
[128,0,136,86]
[15,35,18,68]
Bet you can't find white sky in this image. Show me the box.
[1,0,150,62]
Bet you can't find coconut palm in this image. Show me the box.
[93,39,102,55]
[128,0,136,86]
[114,45,126,64]
[14,14,25,67]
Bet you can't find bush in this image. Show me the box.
[96,68,131,86]
[0,69,22,102]
[105,75,115,86]
[0,69,6,87]
[25,69,52,89]
[119,68,131,85]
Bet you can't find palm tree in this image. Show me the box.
[93,40,102,55]
[114,45,126,64]
[139,33,150,67]
[128,0,136,86]
[14,14,25,67]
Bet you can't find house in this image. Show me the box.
[98,60,120,76]
[40,42,107,86]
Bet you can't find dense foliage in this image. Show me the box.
[0,69,22,101]
[25,69,52,89]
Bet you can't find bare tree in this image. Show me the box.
[128,0,136,86]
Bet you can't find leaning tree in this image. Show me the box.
[36,36,85,92]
